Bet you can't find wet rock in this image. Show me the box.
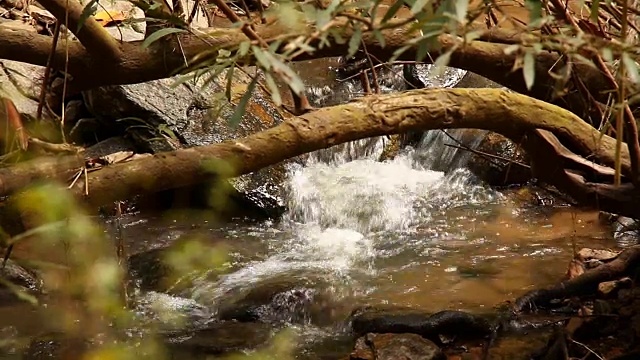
[166,321,273,357]
[22,333,87,360]
[0,60,42,121]
[134,291,212,331]
[83,70,288,217]
[454,72,504,89]
[349,333,445,360]
[214,275,338,326]
[350,307,493,345]
[127,244,215,294]
[466,132,532,186]
[0,259,41,305]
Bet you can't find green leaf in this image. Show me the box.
[253,47,272,70]
[381,0,405,22]
[373,30,386,48]
[602,47,613,62]
[228,76,258,129]
[525,0,542,26]
[238,41,251,58]
[348,28,362,58]
[411,0,429,15]
[623,52,640,83]
[416,40,429,62]
[455,0,469,23]
[523,50,536,90]
[141,28,186,49]
[331,29,346,45]
[225,65,235,101]
[269,54,305,95]
[78,0,98,32]
[433,50,453,75]
[590,0,600,21]
[264,72,282,107]
[391,45,411,62]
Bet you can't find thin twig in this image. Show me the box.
[37,20,61,120]
[360,38,380,94]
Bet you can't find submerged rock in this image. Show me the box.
[165,321,273,357]
[0,259,41,305]
[214,274,339,326]
[349,333,445,360]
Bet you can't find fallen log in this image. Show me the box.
[515,246,640,312]
[0,88,637,217]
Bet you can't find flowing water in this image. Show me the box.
[107,63,615,357]
[0,62,619,359]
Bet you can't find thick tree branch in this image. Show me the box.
[37,0,122,61]
[33,88,634,217]
[0,18,615,120]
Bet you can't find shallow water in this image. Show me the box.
[111,136,613,359]
[0,63,618,359]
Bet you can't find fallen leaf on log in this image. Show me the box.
[93,10,126,27]
[566,258,585,279]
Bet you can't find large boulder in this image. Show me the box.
[83,69,290,217]
[349,333,445,360]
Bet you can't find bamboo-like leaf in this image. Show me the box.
[602,47,613,63]
[225,65,235,101]
[141,27,186,49]
[228,76,258,129]
[415,40,428,62]
[381,0,405,22]
[373,30,386,48]
[348,28,362,58]
[411,0,429,15]
[78,0,99,32]
[455,0,469,22]
[238,41,251,57]
[253,47,272,70]
[622,52,640,84]
[433,49,453,76]
[590,0,600,21]
[264,72,282,107]
[269,54,305,95]
[525,0,542,25]
[523,50,535,90]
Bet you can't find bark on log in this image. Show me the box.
[1,88,631,217]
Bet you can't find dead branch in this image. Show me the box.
[515,245,640,312]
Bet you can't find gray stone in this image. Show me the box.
[82,69,289,215]
[0,60,43,121]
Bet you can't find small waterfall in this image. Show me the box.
[192,63,500,318]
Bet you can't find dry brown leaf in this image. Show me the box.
[93,10,126,27]
[577,248,620,263]
[2,97,29,151]
[566,258,585,279]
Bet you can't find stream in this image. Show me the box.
[0,62,620,359]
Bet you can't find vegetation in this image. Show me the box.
[1,0,640,358]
